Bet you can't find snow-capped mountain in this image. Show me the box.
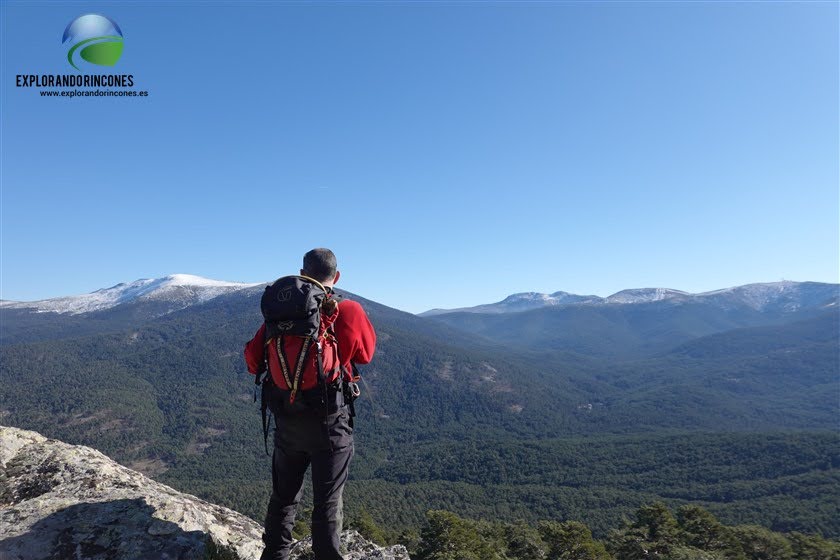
[692,281,839,312]
[604,288,690,304]
[0,274,261,315]
[421,291,601,316]
[420,281,839,316]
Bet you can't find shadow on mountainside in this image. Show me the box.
[0,497,220,560]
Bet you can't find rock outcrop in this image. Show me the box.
[0,426,409,560]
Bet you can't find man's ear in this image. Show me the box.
[333,270,341,285]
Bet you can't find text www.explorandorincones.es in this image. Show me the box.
[40,89,150,98]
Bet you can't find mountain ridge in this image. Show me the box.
[3,275,836,319]
[420,280,839,316]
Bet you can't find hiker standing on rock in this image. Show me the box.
[244,248,376,560]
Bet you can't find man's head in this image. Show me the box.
[301,248,340,287]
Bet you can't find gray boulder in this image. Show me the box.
[0,426,409,560]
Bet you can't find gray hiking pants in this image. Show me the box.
[261,402,354,560]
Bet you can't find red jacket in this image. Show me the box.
[244,298,376,391]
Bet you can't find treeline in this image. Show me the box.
[165,431,839,541]
[342,502,840,560]
[2,296,839,545]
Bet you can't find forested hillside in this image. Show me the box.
[1,283,838,544]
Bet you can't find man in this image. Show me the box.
[244,248,376,560]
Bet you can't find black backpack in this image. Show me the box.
[261,275,336,340]
[258,275,340,399]
[256,275,356,453]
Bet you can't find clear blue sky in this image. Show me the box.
[2,1,838,314]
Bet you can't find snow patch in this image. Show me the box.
[605,288,690,304]
[2,274,262,315]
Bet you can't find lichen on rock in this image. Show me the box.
[0,426,410,560]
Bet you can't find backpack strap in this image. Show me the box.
[287,335,312,404]
[275,336,291,390]
[313,339,336,452]
[254,332,272,392]
[297,274,328,293]
[259,331,273,456]
[260,381,271,456]
[273,335,312,405]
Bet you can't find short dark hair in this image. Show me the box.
[302,248,337,282]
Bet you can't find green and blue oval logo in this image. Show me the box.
[62,14,124,71]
